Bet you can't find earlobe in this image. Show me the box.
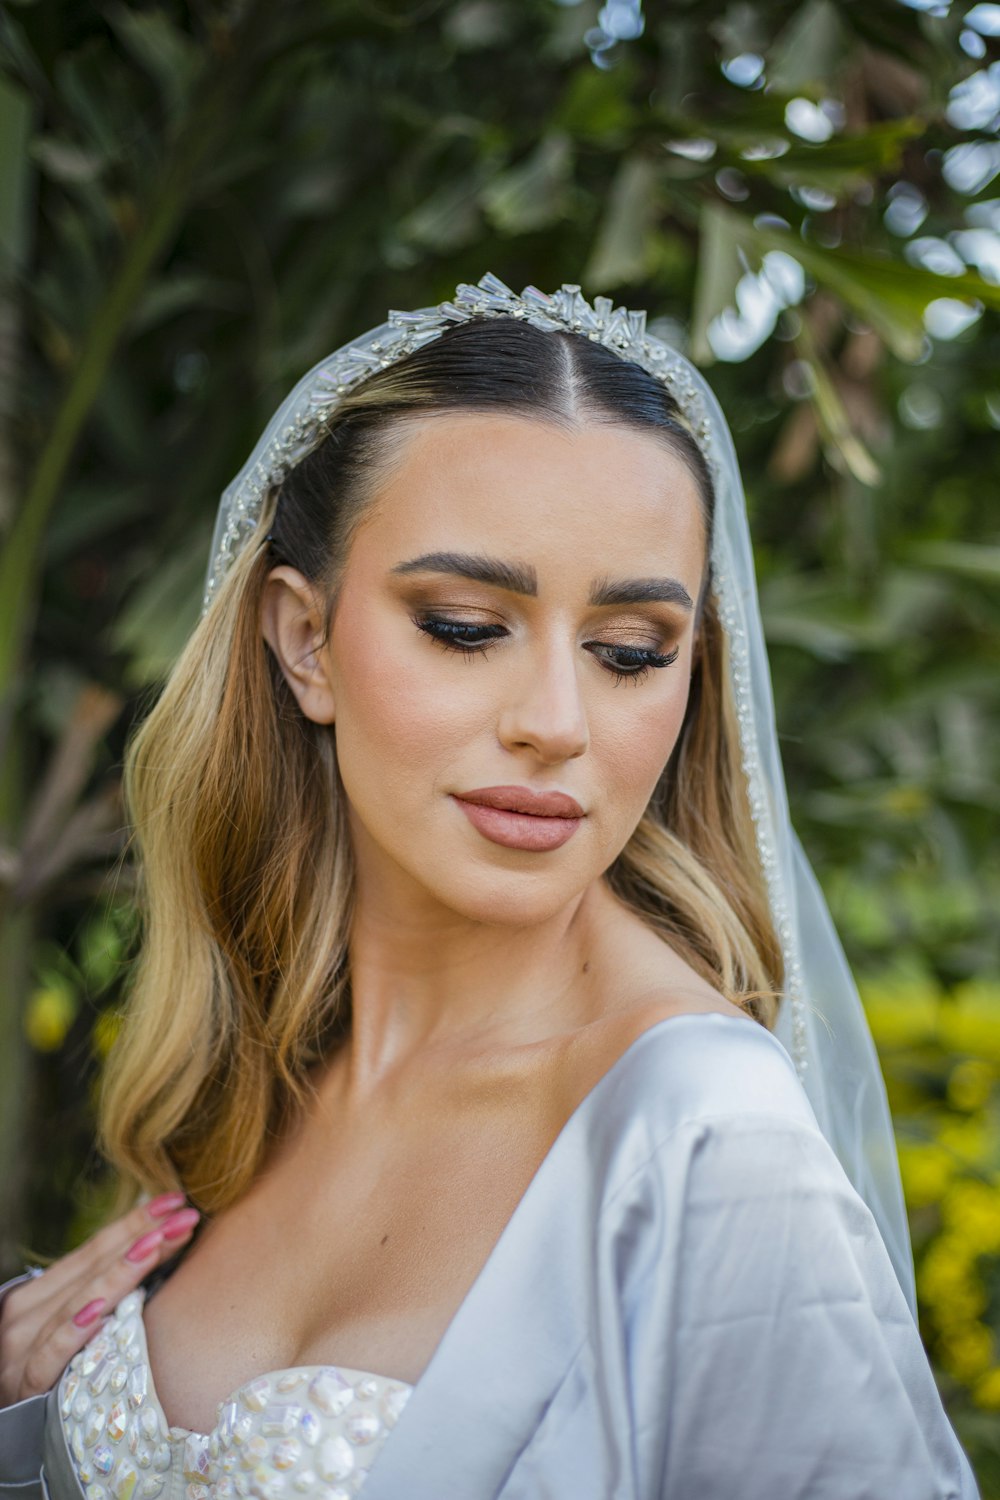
[259,567,337,725]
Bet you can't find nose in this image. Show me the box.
[496,630,589,764]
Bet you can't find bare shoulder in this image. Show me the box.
[606,989,755,1066]
[627,989,752,1028]
[573,990,817,1160]
[584,897,757,1043]
[558,987,756,1118]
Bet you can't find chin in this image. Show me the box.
[425,863,594,928]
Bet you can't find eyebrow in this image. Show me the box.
[390,551,694,612]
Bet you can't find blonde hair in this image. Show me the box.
[100,319,783,1213]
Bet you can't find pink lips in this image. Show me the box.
[455,786,584,817]
[451,785,585,852]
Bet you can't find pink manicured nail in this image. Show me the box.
[161,1208,200,1241]
[73,1298,106,1328]
[125,1229,164,1263]
[147,1192,187,1218]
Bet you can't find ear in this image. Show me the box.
[259,566,336,725]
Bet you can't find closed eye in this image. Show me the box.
[413,616,679,687]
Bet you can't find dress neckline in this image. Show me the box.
[58,1286,416,1499]
[110,1286,414,1441]
[358,1012,799,1500]
[133,1006,757,1425]
[145,1009,764,1434]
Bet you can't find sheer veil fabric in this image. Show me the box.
[202,271,917,1321]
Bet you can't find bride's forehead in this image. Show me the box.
[352,418,707,584]
[372,411,704,506]
[384,408,684,454]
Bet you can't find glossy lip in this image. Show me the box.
[453,785,585,818]
[451,797,583,852]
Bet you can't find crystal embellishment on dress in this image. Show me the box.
[57,1289,415,1500]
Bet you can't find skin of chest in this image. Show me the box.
[142,1037,574,1426]
[141,932,741,1433]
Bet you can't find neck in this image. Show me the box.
[336,872,625,1104]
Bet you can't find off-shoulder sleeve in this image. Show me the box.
[630,1108,981,1500]
[0,1271,50,1497]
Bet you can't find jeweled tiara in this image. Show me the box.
[202,272,717,616]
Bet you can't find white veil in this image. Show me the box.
[701,366,917,1318]
[201,272,917,1321]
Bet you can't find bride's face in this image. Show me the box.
[263,411,707,925]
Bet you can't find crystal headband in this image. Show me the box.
[202,272,718,617]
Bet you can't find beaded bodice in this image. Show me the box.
[56,1288,414,1500]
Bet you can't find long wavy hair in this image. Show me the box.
[100,317,784,1212]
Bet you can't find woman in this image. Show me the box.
[0,274,980,1499]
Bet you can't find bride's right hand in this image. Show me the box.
[0,1194,200,1409]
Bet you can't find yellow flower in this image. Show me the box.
[879,785,930,819]
[919,1234,978,1307]
[939,1323,994,1382]
[947,1059,995,1113]
[898,1142,955,1208]
[941,1179,1000,1256]
[940,980,1000,1062]
[932,1283,988,1328]
[24,983,77,1052]
[952,978,1000,1011]
[973,1367,1000,1410]
[861,975,939,1049]
[92,1008,122,1059]
[938,1116,991,1168]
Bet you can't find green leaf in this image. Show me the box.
[745,118,925,193]
[690,200,746,364]
[771,233,999,358]
[806,349,882,485]
[703,205,1000,360]
[760,574,882,659]
[551,62,638,142]
[110,531,209,686]
[78,912,126,992]
[53,43,132,162]
[397,165,492,251]
[759,569,950,660]
[582,154,660,289]
[43,484,148,565]
[480,132,574,234]
[902,542,1000,583]
[0,75,33,267]
[443,2,515,50]
[792,317,881,486]
[28,135,104,184]
[767,0,850,93]
[102,2,199,118]
[131,272,242,333]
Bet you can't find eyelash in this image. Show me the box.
[413,616,679,687]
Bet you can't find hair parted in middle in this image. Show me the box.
[101,316,783,1213]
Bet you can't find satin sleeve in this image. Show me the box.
[0,1271,51,1497]
[632,1110,981,1500]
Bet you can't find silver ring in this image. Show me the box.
[23,1264,45,1280]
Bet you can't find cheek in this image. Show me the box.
[599,676,691,807]
[328,603,473,807]
[329,587,693,841]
